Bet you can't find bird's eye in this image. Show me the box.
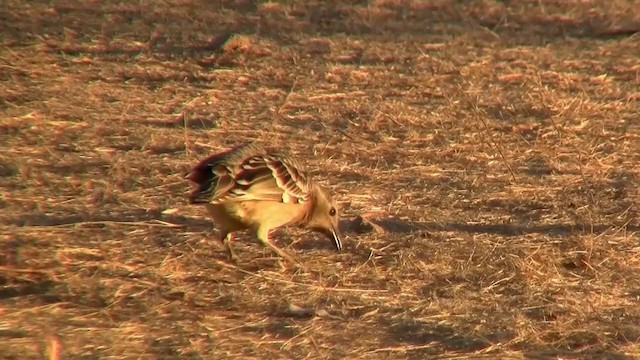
[329,207,336,216]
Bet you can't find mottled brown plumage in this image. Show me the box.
[185,143,341,261]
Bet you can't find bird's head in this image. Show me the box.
[305,185,342,252]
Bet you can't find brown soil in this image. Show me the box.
[2,0,640,359]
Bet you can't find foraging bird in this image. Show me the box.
[185,143,342,262]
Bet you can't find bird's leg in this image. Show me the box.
[218,231,237,261]
[256,227,296,264]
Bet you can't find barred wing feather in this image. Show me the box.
[186,144,312,205]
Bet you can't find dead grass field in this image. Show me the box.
[2,0,640,359]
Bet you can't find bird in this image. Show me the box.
[185,143,342,262]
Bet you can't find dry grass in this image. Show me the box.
[2,0,640,359]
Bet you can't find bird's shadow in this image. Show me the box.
[3,209,210,229]
[347,217,640,236]
[5,211,637,239]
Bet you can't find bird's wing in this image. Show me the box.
[186,143,266,204]
[186,144,312,205]
[216,153,312,204]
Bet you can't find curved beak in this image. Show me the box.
[328,225,342,252]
